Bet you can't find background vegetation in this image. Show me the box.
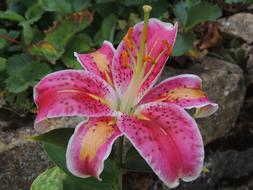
[0,0,250,115]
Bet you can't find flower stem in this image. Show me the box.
[118,136,124,166]
[118,136,124,190]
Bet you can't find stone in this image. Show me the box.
[0,124,53,190]
[151,148,253,190]
[159,56,245,144]
[218,13,253,44]
[240,43,253,86]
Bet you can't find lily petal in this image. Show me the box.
[118,103,204,188]
[140,74,218,118]
[34,70,117,132]
[66,117,122,179]
[112,18,177,100]
[75,41,115,86]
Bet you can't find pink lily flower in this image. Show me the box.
[33,6,218,188]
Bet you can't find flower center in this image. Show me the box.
[119,5,172,114]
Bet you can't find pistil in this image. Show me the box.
[120,5,152,113]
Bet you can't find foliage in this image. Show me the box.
[31,128,122,190]
[172,0,222,56]
[225,0,252,3]
[0,0,223,113]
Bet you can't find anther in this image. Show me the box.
[162,40,172,55]
[123,37,132,50]
[143,55,155,64]
[121,50,129,68]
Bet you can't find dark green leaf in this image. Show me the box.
[123,146,152,173]
[0,10,25,22]
[31,163,121,190]
[31,128,121,190]
[172,32,196,56]
[149,0,169,18]
[0,57,6,72]
[61,34,92,69]
[70,0,91,12]
[25,3,45,24]
[32,128,74,174]
[5,54,51,93]
[0,29,19,49]
[5,91,32,111]
[122,0,159,6]
[173,1,188,25]
[101,14,117,42]
[225,0,252,3]
[185,1,222,29]
[29,11,92,62]
[39,0,72,14]
[20,22,35,45]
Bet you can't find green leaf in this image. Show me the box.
[31,163,121,190]
[61,34,92,69]
[31,128,74,174]
[101,14,117,42]
[25,3,45,24]
[5,53,51,93]
[29,11,92,63]
[5,91,32,112]
[123,146,152,173]
[0,57,6,72]
[172,32,196,56]
[0,10,25,22]
[174,1,188,25]
[31,128,121,190]
[31,167,66,190]
[70,0,91,12]
[185,1,222,29]
[225,0,252,3]
[0,29,19,49]
[39,0,72,14]
[122,0,159,6]
[20,22,35,45]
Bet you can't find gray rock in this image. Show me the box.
[218,13,253,44]
[244,44,253,85]
[0,125,53,190]
[152,148,253,190]
[160,57,245,144]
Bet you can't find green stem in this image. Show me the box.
[118,136,124,166]
[118,137,124,190]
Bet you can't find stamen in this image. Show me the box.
[162,40,172,55]
[123,37,132,50]
[127,27,133,39]
[121,50,129,68]
[142,55,155,64]
[123,27,134,50]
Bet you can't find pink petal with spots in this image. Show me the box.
[112,18,177,99]
[34,70,117,132]
[75,41,115,87]
[66,117,122,179]
[118,103,204,188]
[140,74,218,118]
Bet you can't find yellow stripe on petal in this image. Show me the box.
[86,93,109,105]
[80,121,115,160]
[136,113,151,121]
[160,88,206,102]
[91,52,110,73]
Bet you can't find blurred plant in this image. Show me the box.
[172,0,222,56]
[0,0,224,115]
